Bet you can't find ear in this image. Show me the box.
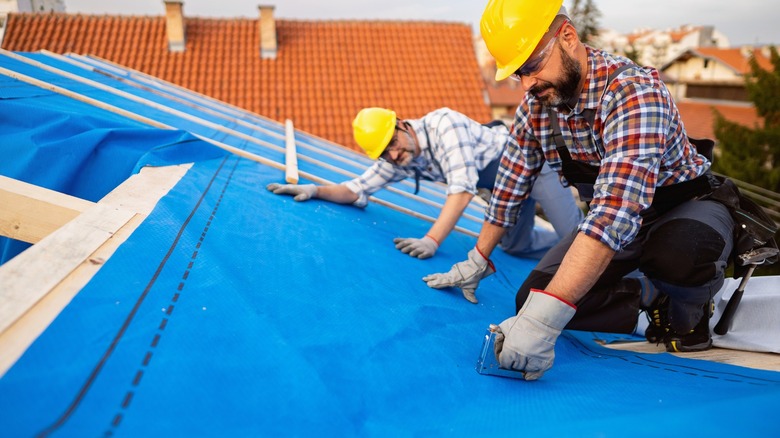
[559,21,579,49]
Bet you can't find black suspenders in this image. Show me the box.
[546,63,712,215]
[549,64,633,151]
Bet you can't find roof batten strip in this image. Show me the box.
[67,54,484,212]
[7,50,482,224]
[0,58,479,237]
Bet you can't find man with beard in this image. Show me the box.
[424,0,737,379]
[267,107,583,298]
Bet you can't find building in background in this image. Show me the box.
[476,23,773,141]
[597,25,731,67]
[661,46,774,102]
[0,0,63,40]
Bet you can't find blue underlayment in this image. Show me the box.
[1,156,779,437]
[0,52,779,436]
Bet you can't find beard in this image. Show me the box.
[395,130,417,166]
[529,42,582,109]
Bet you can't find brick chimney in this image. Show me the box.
[164,1,186,52]
[259,5,277,59]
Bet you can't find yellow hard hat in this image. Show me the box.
[480,0,564,81]
[352,107,397,159]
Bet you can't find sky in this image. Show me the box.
[64,0,779,46]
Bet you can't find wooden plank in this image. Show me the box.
[0,204,136,334]
[602,340,780,372]
[0,214,143,376]
[0,164,190,376]
[285,119,299,184]
[0,175,95,243]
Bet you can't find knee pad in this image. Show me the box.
[641,218,726,286]
[515,270,554,312]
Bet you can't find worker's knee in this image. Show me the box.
[641,218,727,286]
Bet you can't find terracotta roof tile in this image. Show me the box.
[695,47,774,75]
[3,13,490,153]
[677,101,762,140]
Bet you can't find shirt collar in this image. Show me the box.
[406,118,429,153]
[569,45,610,116]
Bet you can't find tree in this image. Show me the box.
[567,0,601,45]
[712,46,780,275]
[712,46,780,192]
[623,45,641,64]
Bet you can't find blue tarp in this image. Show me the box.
[1,52,779,437]
[0,58,225,263]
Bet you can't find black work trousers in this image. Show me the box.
[516,198,734,334]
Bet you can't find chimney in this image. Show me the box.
[164,1,186,52]
[259,5,277,59]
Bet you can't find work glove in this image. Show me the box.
[266,183,317,201]
[492,289,576,380]
[422,247,495,304]
[393,235,439,259]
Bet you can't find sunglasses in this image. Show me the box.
[509,19,568,81]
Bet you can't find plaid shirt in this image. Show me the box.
[344,108,507,207]
[486,47,710,251]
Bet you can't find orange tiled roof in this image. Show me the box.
[485,82,525,108]
[677,101,762,140]
[2,13,491,152]
[626,29,653,45]
[668,27,697,43]
[693,47,773,75]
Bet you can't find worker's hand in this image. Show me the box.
[422,247,495,304]
[393,235,439,259]
[266,183,317,201]
[492,290,576,380]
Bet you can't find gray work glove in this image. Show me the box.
[493,290,576,380]
[266,183,317,201]
[422,247,495,304]
[393,235,439,259]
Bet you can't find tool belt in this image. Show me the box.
[701,175,779,277]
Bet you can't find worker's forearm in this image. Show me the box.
[544,233,615,303]
[314,184,359,204]
[426,192,474,243]
[475,221,507,258]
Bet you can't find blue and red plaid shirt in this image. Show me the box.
[486,46,710,251]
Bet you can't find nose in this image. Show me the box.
[520,74,537,90]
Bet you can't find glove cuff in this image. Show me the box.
[305,184,318,198]
[471,246,495,272]
[423,234,440,247]
[523,289,577,330]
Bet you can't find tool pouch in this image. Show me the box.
[704,175,779,277]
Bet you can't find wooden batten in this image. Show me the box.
[0,176,95,244]
[0,164,191,376]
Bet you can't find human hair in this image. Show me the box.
[550,15,571,35]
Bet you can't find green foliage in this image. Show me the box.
[711,112,780,190]
[567,0,601,45]
[713,45,780,192]
[712,45,780,275]
[745,46,780,127]
[623,46,641,64]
